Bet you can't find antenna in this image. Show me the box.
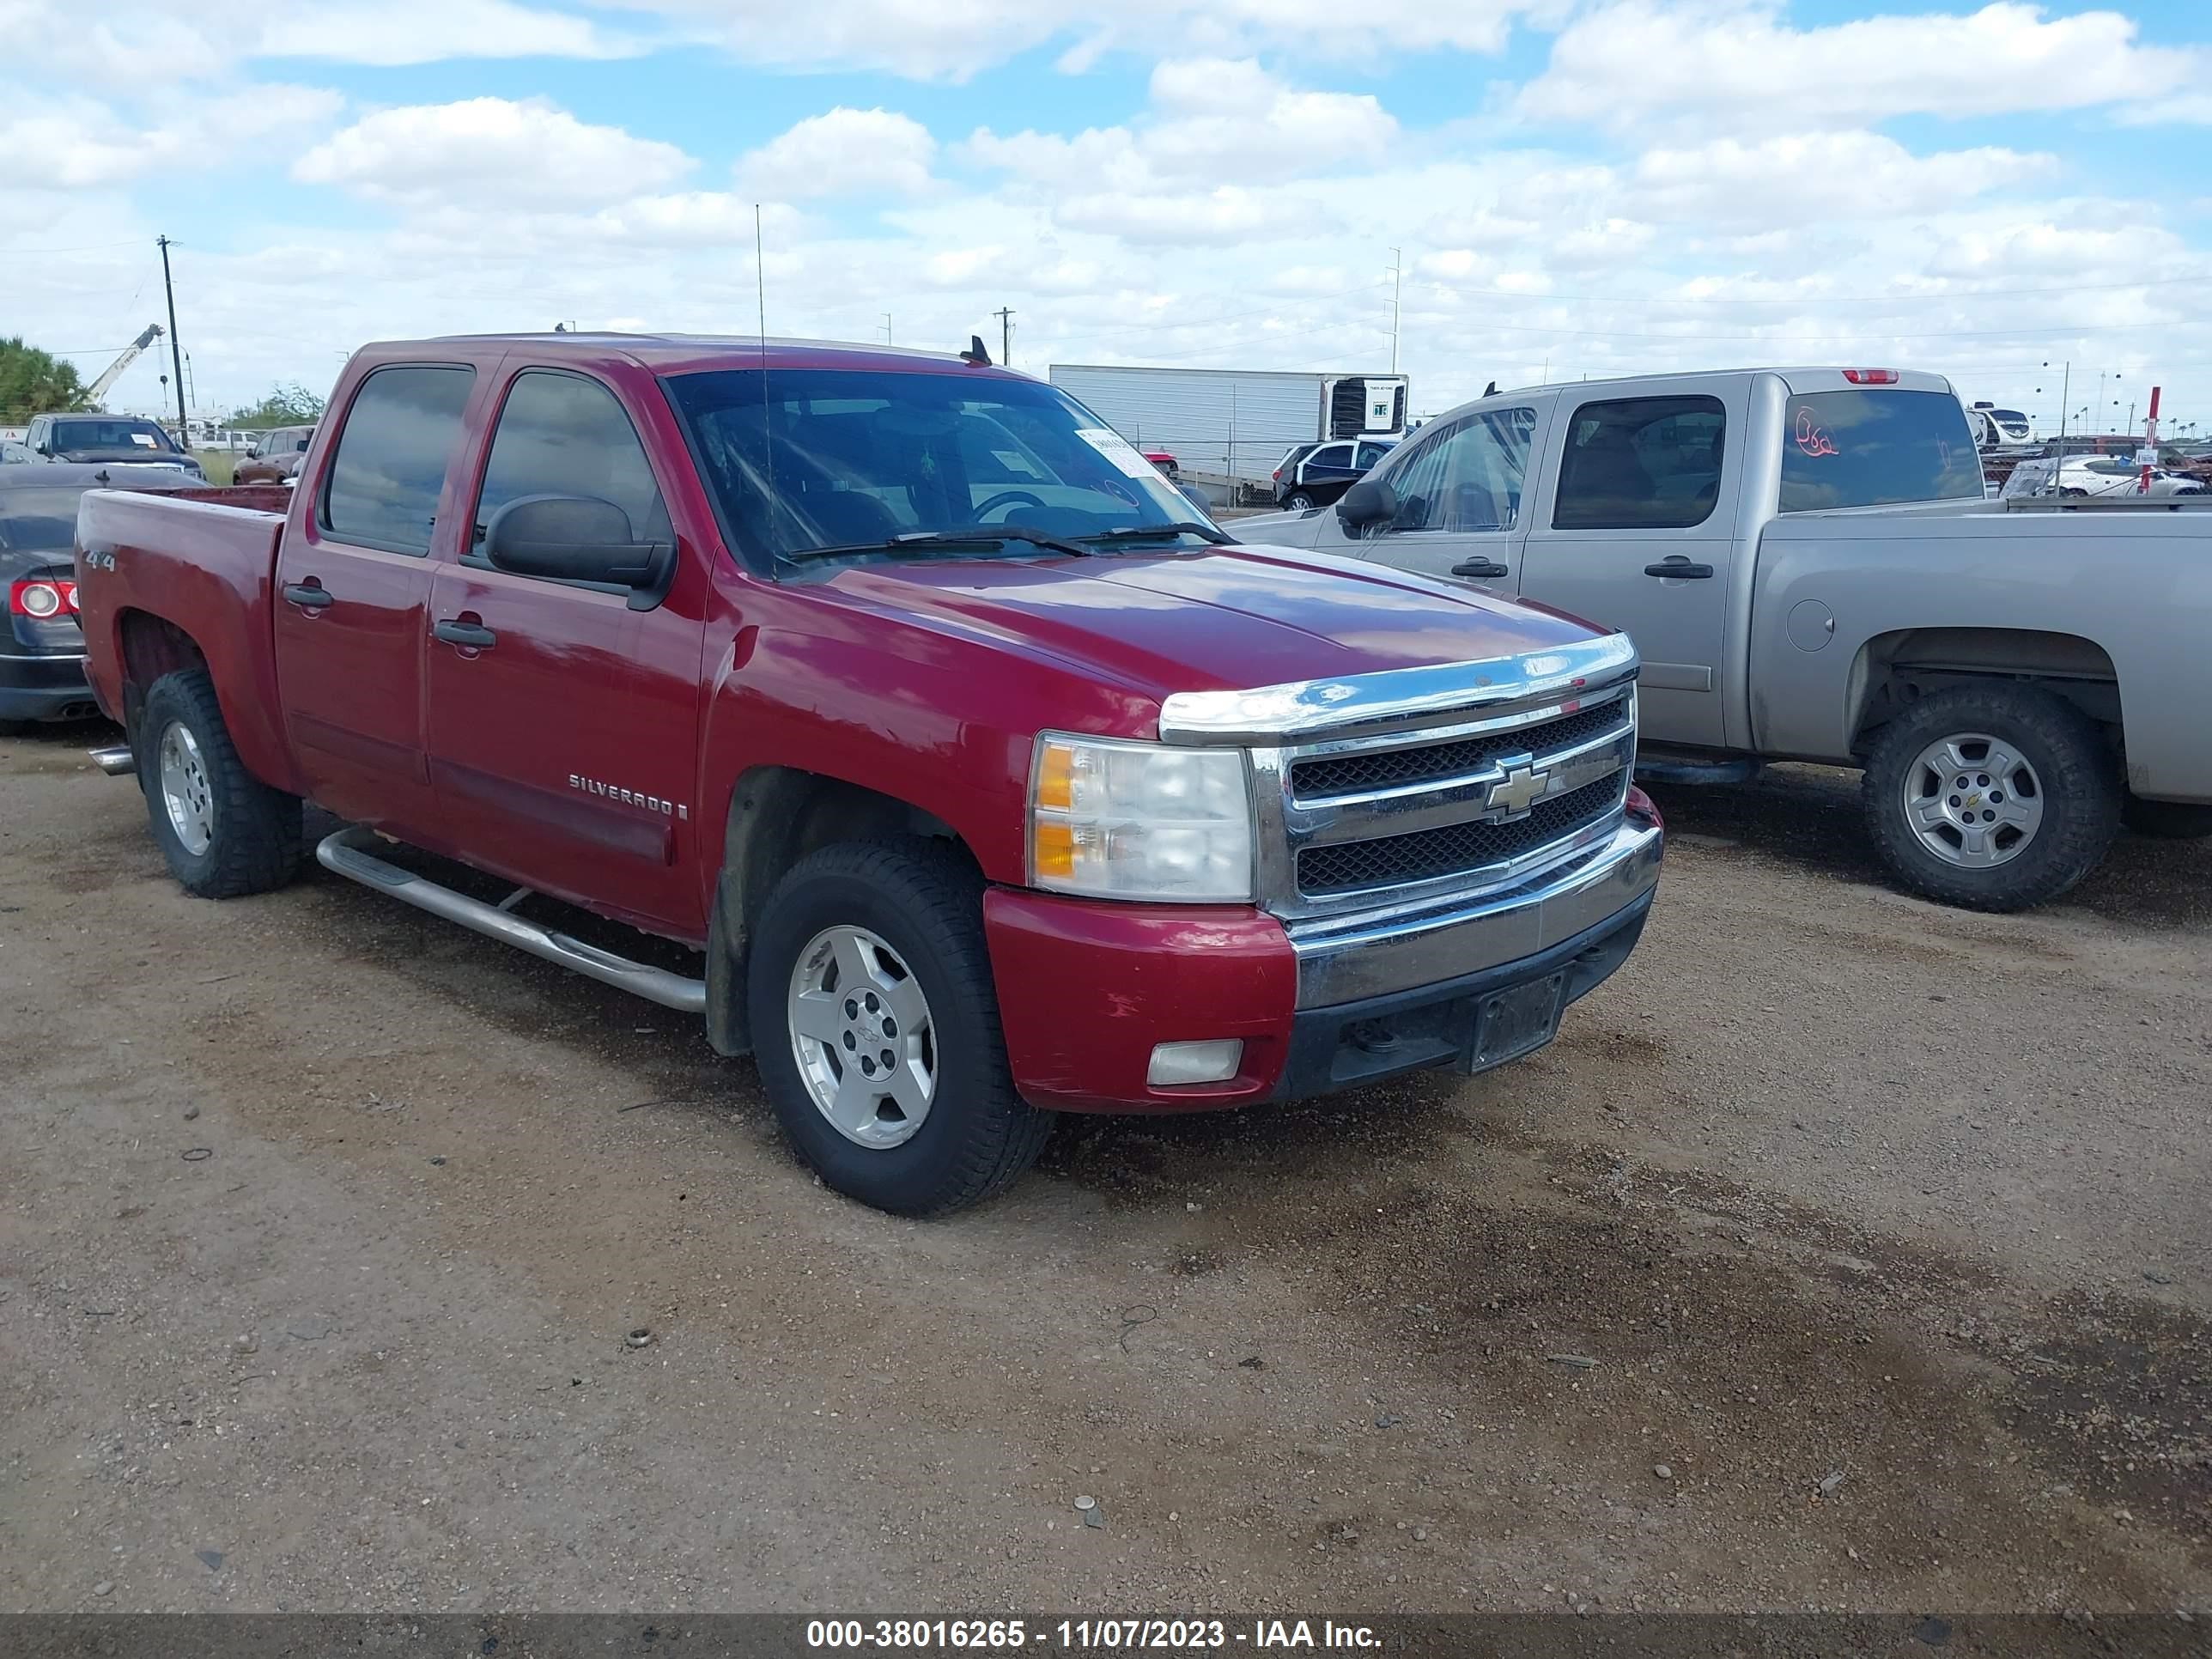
[755,204,781,545]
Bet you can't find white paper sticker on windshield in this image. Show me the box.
[1075,428,1158,480]
[990,449,1042,478]
[130,433,159,447]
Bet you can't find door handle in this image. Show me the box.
[434,618,497,649]
[1644,557,1715,580]
[281,580,332,610]
[1450,559,1511,579]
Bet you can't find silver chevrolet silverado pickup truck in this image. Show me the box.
[1240,367,2212,911]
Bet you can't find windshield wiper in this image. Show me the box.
[1087,521,1237,546]
[783,527,1099,564]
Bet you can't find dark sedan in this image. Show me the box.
[1272,436,1396,510]
[2,465,197,732]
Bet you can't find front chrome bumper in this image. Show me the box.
[1285,814,1664,1007]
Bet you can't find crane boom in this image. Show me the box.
[84,324,165,405]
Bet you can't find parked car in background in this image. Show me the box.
[1273,437,1396,510]
[74,331,1662,1215]
[0,440,34,465]
[1241,365,2212,910]
[2051,454,2205,498]
[1140,447,1178,479]
[234,425,316,486]
[2,464,200,732]
[21,414,204,478]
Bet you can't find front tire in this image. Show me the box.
[746,840,1049,1216]
[1861,683,2118,912]
[137,668,303,898]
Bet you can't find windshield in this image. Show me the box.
[52,418,178,453]
[663,368,1210,565]
[1778,390,1984,512]
[0,486,94,551]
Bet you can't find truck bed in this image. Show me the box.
[75,485,303,796]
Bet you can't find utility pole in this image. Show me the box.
[1387,247,1402,374]
[994,307,1014,367]
[881,313,892,347]
[156,235,186,435]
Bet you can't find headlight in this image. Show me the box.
[1028,733,1253,902]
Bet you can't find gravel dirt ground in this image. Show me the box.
[2,724,2206,1616]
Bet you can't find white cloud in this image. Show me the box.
[1056,184,1327,245]
[294,98,693,208]
[0,85,343,187]
[965,57,1397,236]
[618,0,1540,80]
[1516,1,2206,130]
[1139,58,1397,179]
[252,0,641,64]
[1632,131,2055,223]
[736,108,937,200]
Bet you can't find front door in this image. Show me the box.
[1338,403,1548,590]
[271,362,477,825]
[424,366,707,935]
[1517,389,1739,749]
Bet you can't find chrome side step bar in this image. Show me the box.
[88,744,136,776]
[314,825,706,1014]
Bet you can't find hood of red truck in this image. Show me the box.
[810,544,1607,703]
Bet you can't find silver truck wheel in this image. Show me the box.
[746,840,1051,1215]
[136,669,303,900]
[787,924,936,1150]
[1900,732,2044,867]
[157,720,216,856]
[1861,683,2118,913]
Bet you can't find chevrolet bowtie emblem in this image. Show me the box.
[1486,758,1554,816]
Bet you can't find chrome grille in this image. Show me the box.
[1297,776,1624,895]
[1290,702,1626,800]
[1262,682,1637,915]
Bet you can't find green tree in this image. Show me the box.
[229,380,328,428]
[0,337,92,421]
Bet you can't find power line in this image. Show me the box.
[0,237,152,258]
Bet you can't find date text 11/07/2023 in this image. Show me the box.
[805,1620,1384,1650]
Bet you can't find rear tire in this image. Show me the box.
[746,839,1049,1216]
[1860,683,2118,912]
[137,668,302,898]
[1285,490,1317,511]
[2122,795,2212,840]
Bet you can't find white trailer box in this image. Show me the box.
[1047,365,1408,489]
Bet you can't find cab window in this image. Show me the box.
[1382,408,1537,533]
[320,365,475,554]
[471,370,670,560]
[1552,396,1724,531]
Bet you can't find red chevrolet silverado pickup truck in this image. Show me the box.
[74,332,1664,1214]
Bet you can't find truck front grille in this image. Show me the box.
[1297,776,1624,896]
[1290,702,1626,799]
[1269,684,1635,911]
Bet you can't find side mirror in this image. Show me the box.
[484,494,672,599]
[1338,477,1397,528]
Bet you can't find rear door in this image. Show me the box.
[1518,387,1740,748]
[272,362,480,825]
[423,364,707,933]
[1297,442,1357,498]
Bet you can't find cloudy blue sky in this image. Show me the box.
[4,0,2208,435]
